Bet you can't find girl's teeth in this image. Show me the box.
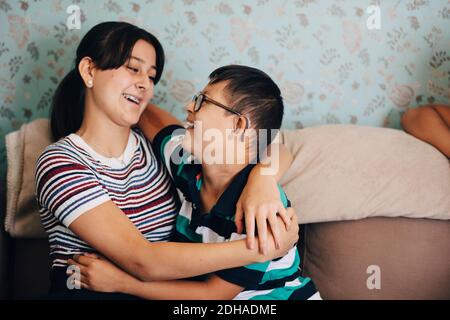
[123,94,140,104]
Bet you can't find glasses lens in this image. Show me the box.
[194,94,203,112]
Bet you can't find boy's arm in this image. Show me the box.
[236,143,295,253]
[138,103,182,142]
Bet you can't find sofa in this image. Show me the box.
[1,119,449,300]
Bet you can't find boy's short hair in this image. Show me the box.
[208,65,284,152]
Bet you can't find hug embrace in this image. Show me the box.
[35,21,321,300]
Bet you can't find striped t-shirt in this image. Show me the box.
[35,128,179,268]
[153,125,318,300]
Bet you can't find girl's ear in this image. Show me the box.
[78,57,95,88]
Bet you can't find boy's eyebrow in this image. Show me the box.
[130,56,157,70]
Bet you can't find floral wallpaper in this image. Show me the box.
[0,0,449,182]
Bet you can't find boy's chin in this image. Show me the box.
[181,135,193,153]
[182,136,204,159]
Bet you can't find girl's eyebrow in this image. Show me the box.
[130,56,157,70]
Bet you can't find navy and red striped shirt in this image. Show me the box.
[35,128,179,268]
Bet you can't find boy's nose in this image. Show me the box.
[185,100,195,113]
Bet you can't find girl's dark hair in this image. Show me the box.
[50,21,165,141]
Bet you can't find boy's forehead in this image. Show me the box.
[203,81,229,100]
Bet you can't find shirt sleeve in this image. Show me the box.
[153,124,196,194]
[215,262,270,289]
[215,185,293,288]
[35,150,111,227]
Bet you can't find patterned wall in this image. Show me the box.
[0,0,449,181]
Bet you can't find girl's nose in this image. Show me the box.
[136,73,152,92]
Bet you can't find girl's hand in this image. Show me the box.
[235,172,291,255]
[67,253,135,293]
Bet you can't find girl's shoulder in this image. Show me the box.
[36,134,93,172]
[39,135,79,159]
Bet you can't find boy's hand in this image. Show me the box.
[261,208,299,262]
[235,172,292,255]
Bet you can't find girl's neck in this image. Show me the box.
[76,110,131,159]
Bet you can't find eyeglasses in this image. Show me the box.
[192,92,251,129]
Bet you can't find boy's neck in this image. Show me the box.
[200,163,249,200]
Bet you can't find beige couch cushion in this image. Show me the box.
[280,125,450,224]
[5,119,52,238]
[4,120,450,238]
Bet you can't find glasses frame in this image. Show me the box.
[192,92,251,129]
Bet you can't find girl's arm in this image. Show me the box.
[122,275,241,300]
[69,254,242,300]
[69,202,299,282]
[138,103,181,141]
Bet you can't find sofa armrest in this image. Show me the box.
[302,217,450,299]
[0,184,12,299]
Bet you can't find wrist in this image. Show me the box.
[118,272,141,295]
[251,165,277,180]
[244,240,270,263]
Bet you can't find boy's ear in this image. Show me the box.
[234,117,248,143]
[234,117,247,131]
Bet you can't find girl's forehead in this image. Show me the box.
[130,40,156,63]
